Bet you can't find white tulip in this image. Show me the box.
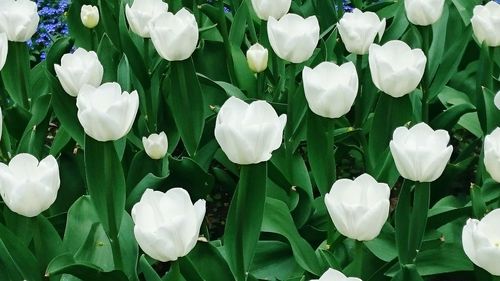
[0,154,60,217]
[337,9,386,55]
[214,97,287,165]
[250,0,291,21]
[303,61,358,118]
[132,188,206,262]
[54,48,104,97]
[463,208,500,276]
[125,0,169,38]
[80,5,99,29]
[246,43,268,73]
[0,0,39,42]
[267,13,320,64]
[389,122,453,182]
[471,1,500,47]
[149,8,198,61]
[76,82,139,142]
[483,128,500,182]
[404,0,445,26]
[494,91,500,110]
[142,132,168,160]
[324,173,390,241]
[0,33,7,71]
[312,268,362,281]
[369,40,426,98]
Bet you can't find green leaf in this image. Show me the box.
[0,223,42,281]
[430,103,476,131]
[139,255,162,281]
[46,254,128,281]
[32,216,64,272]
[45,37,74,75]
[1,42,30,108]
[48,72,85,145]
[368,94,412,172]
[166,59,206,157]
[224,163,267,280]
[261,198,323,276]
[97,34,121,83]
[84,137,126,240]
[307,111,336,195]
[188,243,235,281]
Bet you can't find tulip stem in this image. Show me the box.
[419,26,431,123]
[144,39,150,72]
[354,55,363,128]
[353,240,364,278]
[257,72,265,100]
[110,235,124,270]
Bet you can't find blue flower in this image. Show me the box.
[29,0,69,61]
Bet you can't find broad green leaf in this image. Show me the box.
[166,59,206,157]
[224,163,267,280]
[262,198,323,276]
[84,137,126,242]
[1,42,31,108]
[307,111,336,195]
[188,243,235,281]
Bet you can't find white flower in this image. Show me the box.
[483,128,500,182]
[143,132,168,160]
[80,5,99,29]
[0,32,7,71]
[132,188,206,262]
[54,48,104,97]
[250,0,291,21]
[246,43,268,73]
[312,268,362,281]
[149,8,198,61]
[389,123,453,182]
[471,1,500,47]
[494,91,500,110]
[404,0,446,26]
[214,97,287,165]
[325,173,390,241]
[76,82,139,142]
[125,0,169,38]
[267,13,320,64]
[369,40,426,98]
[303,61,358,118]
[337,9,386,55]
[0,154,60,217]
[462,208,500,276]
[0,0,39,42]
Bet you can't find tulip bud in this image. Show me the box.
[0,33,7,71]
[463,208,500,276]
[132,188,206,262]
[471,2,500,47]
[0,0,39,42]
[214,97,287,165]
[80,5,99,29]
[142,132,168,160]
[324,173,390,241]
[483,128,500,182]
[149,8,198,61]
[312,268,362,281]
[125,0,169,38]
[369,40,426,98]
[267,13,320,64]
[54,48,104,97]
[0,154,60,217]
[337,9,386,55]
[495,91,500,110]
[246,43,268,73]
[303,61,358,118]
[404,0,445,26]
[390,123,453,182]
[250,0,291,21]
[76,82,139,142]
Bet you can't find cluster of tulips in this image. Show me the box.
[1,0,500,280]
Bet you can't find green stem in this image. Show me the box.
[257,72,265,100]
[218,1,237,85]
[144,39,150,72]
[476,44,492,134]
[110,235,124,270]
[419,26,431,123]
[353,240,364,278]
[354,55,363,128]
